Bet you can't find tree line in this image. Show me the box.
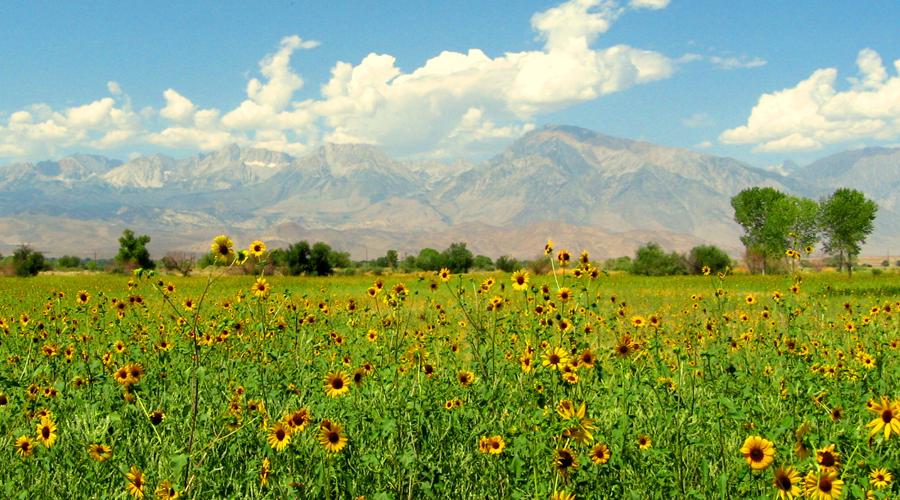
[732,187,877,276]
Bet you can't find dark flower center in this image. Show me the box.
[42,427,50,439]
[819,477,832,493]
[332,378,343,389]
[276,430,285,440]
[819,453,835,467]
[883,410,894,423]
[328,431,339,444]
[750,448,764,461]
[776,474,792,490]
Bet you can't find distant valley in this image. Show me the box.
[2,125,898,260]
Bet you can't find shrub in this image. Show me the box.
[13,245,47,277]
[631,243,688,276]
[688,245,732,274]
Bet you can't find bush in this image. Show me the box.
[472,255,494,271]
[687,245,732,274]
[442,242,474,273]
[13,245,47,277]
[56,255,82,269]
[495,255,519,273]
[603,256,633,273]
[631,243,688,276]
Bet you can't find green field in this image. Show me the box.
[1,266,898,498]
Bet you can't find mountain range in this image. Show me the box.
[1,125,898,260]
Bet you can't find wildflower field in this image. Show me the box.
[1,241,899,499]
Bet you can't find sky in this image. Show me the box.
[1,0,899,168]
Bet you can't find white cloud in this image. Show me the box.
[708,55,766,70]
[720,48,900,152]
[0,0,674,160]
[630,0,669,9]
[695,140,713,149]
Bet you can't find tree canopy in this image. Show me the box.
[819,188,877,276]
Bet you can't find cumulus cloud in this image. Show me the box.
[0,0,674,160]
[720,48,900,152]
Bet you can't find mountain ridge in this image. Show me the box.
[1,125,898,259]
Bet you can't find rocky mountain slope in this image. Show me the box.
[1,125,897,260]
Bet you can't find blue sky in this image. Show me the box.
[1,0,898,168]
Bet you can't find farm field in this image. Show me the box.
[1,258,899,499]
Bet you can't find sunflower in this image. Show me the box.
[815,444,840,471]
[318,420,348,453]
[589,443,611,465]
[76,290,90,305]
[544,239,554,256]
[438,268,451,282]
[511,270,529,291]
[542,347,569,371]
[803,469,843,500]
[36,416,57,448]
[866,396,900,439]
[478,435,505,455]
[550,492,575,500]
[154,480,179,500]
[554,448,578,476]
[248,240,266,258]
[251,278,270,298]
[126,465,146,499]
[210,235,235,262]
[324,372,350,397]
[14,435,34,458]
[457,370,476,387]
[519,353,534,373]
[578,349,596,369]
[772,466,801,500]
[267,422,292,452]
[88,443,113,462]
[870,467,892,489]
[557,287,573,302]
[286,408,311,432]
[637,434,652,450]
[149,409,165,426]
[556,249,571,266]
[259,458,271,487]
[631,315,646,328]
[741,436,775,470]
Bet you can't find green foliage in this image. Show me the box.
[12,245,47,276]
[285,241,312,276]
[311,242,334,276]
[819,188,878,277]
[687,245,732,274]
[55,255,82,269]
[631,242,687,276]
[385,249,399,269]
[116,229,155,270]
[472,255,494,270]
[603,256,633,272]
[442,242,474,273]
[494,255,519,273]
[415,248,444,271]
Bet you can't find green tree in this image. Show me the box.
[494,255,519,273]
[472,255,494,270]
[687,245,732,274]
[56,255,82,269]
[385,250,399,269]
[631,242,687,276]
[442,242,474,273]
[328,249,352,270]
[819,188,878,277]
[285,241,312,275]
[415,248,444,271]
[13,245,47,277]
[310,242,334,276]
[731,187,787,274]
[116,229,155,270]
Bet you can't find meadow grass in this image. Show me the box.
[0,266,898,499]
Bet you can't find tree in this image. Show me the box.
[631,242,687,276]
[385,250,399,269]
[13,245,47,277]
[819,188,878,277]
[116,229,155,270]
[442,242,474,273]
[56,255,82,269]
[415,248,444,271]
[285,241,312,275]
[495,255,519,273]
[328,250,352,270]
[161,252,195,277]
[731,187,787,274]
[472,255,494,270]
[310,242,334,276]
[687,245,732,274]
